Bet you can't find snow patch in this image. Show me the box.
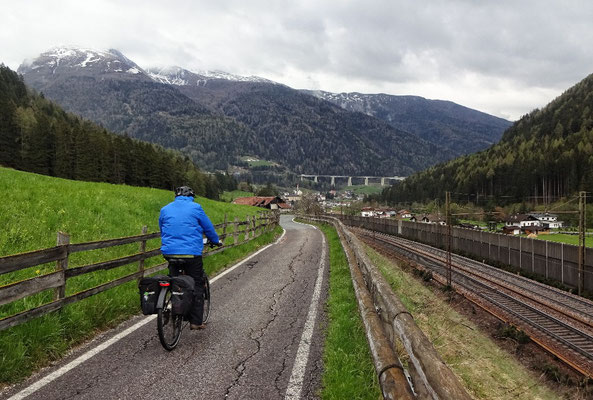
[78,52,100,67]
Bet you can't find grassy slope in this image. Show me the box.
[220,190,255,202]
[365,246,560,400]
[311,222,381,399]
[0,167,279,384]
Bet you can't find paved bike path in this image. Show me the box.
[4,215,328,400]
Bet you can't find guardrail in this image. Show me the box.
[303,215,471,400]
[0,212,279,332]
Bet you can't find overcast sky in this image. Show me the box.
[3,0,593,120]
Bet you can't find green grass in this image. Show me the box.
[220,190,254,202]
[0,167,280,385]
[521,233,593,247]
[306,222,381,400]
[366,246,561,400]
[240,156,277,168]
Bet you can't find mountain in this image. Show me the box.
[17,47,502,178]
[0,64,232,198]
[162,69,444,176]
[146,66,274,86]
[303,90,512,157]
[18,47,256,171]
[378,72,593,205]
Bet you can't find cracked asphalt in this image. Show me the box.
[3,215,329,400]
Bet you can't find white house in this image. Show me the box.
[361,207,376,217]
[398,209,412,219]
[529,213,563,229]
[505,214,541,228]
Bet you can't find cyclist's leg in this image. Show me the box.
[183,256,205,325]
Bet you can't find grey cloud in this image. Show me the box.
[3,0,593,119]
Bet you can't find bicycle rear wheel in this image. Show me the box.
[202,275,211,323]
[157,287,182,350]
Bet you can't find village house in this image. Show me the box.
[528,213,563,229]
[361,207,376,217]
[502,225,521,235]
[505,214,541,228]
[233,196,289,210]
[416,214,446,225]
[397,209,412,219]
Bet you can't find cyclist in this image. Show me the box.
[159,186,220,330]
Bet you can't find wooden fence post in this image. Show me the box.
[222,213,228,244]
[234,217,239,245]
[245,215,250,241]
[138,226,148,281]
[258,213,263,237]
[55,231,70,301]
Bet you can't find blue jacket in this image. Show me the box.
[159,196,220,256]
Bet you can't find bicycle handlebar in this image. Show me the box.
[203,238,223,248]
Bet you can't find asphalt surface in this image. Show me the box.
[3,215,329,400]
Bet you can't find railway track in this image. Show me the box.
[353,227,593,378]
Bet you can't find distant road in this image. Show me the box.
[3,215,329,400]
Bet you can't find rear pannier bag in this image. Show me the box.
[138,275,168,315]
[170,275,195,316]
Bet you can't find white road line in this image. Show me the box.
[284,231,327,400]
[8,227,286,400]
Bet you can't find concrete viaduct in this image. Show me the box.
[299,174,405,186]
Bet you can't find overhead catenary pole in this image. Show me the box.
[446,191,452,287]
[578,191,586,296]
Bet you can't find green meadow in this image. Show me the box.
[0,167,280,384]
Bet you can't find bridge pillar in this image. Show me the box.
[348,177,352,186]
[365,177,369,186]
[381,177,385,186]
[314,176,318,183]
[331,176,335,186]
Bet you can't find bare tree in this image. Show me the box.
[295,193,323,215]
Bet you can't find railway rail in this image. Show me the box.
[353,227,593,378]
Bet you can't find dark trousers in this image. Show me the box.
[167,256,205,325]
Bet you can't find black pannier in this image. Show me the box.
[170,275,195,316]
[138,275,168,315]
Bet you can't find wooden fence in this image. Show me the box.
[339,215,593,292]
[0,212,279,332]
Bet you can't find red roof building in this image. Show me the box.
[233,196,289,210]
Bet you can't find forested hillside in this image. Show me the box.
[18,48,461,177]
[0,65,235,198]
[303,90,512,157]
[180,81,444,175]
[379,72,593,204]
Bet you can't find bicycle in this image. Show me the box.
[155,239,219,351]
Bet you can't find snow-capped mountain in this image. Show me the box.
[303,89,512,156]
[17,47,151,82]
[18,46,275,87]
[146,66,274,86]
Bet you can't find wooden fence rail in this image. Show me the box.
[0,212,279,332]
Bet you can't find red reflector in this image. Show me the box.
[159,282,170,287]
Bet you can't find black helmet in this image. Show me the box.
[175,186,195,197]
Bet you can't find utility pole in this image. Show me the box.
[578,191,586,296]
[446,191,452,287]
